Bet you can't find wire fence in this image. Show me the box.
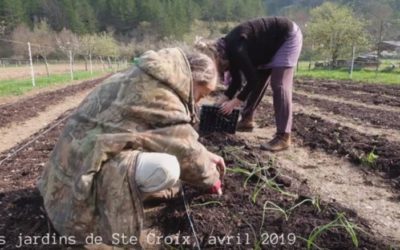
[0,38,131,87]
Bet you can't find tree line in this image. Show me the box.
[0,0,399,65]
[0,0,265,38]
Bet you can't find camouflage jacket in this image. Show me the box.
[37,48,220,246]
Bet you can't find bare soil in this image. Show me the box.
[0,78,399,249]
[295,82,400,107]
[0,75,110,128]
[292,93,400,130]
[256,99,400,187]
[297,78,400,98]
[147,134,389,249]
[0,120,389,249]
[0,63,105,81]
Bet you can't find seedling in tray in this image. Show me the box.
[199,104,240,134]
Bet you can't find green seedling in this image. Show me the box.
[191,200,223,208]
[297,236,324,250]
[288,197,322,213]
[164,245,184,250]
[251,178,267,203]
[228,164,296,200]
[264,177,297,198]
[244,164,268,188]
[220,146,244,154]
[232,154,258,169]
[260,198,320,233]
[307,213,359,249]
[226,166,252,177]
[360,148,379,167]
[261,201,289,227]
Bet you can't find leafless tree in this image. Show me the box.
[11,21,56,76]
[56,28,82,73]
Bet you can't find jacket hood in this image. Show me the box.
[137,48,194,110]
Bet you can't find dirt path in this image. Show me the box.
[296,105,400,142]
[258,97,400,181]
[200,92,400,245]
[295,89,400,113]
[0,75,110,128]
[0,114,390,249]
[0,90,91,153]
[297,78,400,98]
[295,83,400,108]
[237,125,400,245]
[259,95,400,143]
[1,78,399,249]
[0,77,96,105]
[293,93,400,130]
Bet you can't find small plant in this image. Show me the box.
[307,213,359,249]
[360,148,379,167]
[288,197,322,214]
[297,236,323,250]
[260,198,321,232]
[191,200,222,208]
[261,201,289,226]
[251,178,267,203]
[226,166,252,177]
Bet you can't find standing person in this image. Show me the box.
[38,47,225,247]
[196,16,303,152]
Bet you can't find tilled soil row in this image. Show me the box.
[151,135,389,249]
[0,112,70,250]
[295,83,400,108]
[297,78,400,98]
[293,113,400,180]
[256,101,400,184]
[0,74,110,128]
[0,110,390,249]
[292,93,400,130]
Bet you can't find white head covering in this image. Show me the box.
[135,152,181,193]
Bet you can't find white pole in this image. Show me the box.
[89,53,93,75]
[69,50,74,81]
[350,45,356,79]
[28,42,36,87]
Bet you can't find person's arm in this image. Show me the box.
[224,64,242,99]
[229,40,258,102]
[90,124,223,190]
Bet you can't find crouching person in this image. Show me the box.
[37,47,225,247]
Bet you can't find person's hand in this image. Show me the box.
[210,180,223,196]
[208,153,225,196]
[209,152,226,178]
[215,94,229,105]
[220,98,242,115]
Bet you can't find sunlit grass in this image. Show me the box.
[296,61,400,85]
[0,71,108,96]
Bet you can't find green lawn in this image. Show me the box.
[0,71,108,96]
[296,61,400,85]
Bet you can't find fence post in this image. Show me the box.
[89,53,93,75]
[69,50,74,81]
[349,45,356,79]
[28,42,36,87]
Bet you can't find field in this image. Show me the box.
[0,62,125,81]
[0,72,399,249]
[297,60,400,85]
[0,62,127,97]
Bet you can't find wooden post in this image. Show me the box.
[89,53,93,75]
[69,50,74,80]
[28,42,36,87]
[375,20,384,76]
[349,45,356,79]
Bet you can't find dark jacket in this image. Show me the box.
[224,17,293,101]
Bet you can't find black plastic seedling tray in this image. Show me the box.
[199,104,240,134]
